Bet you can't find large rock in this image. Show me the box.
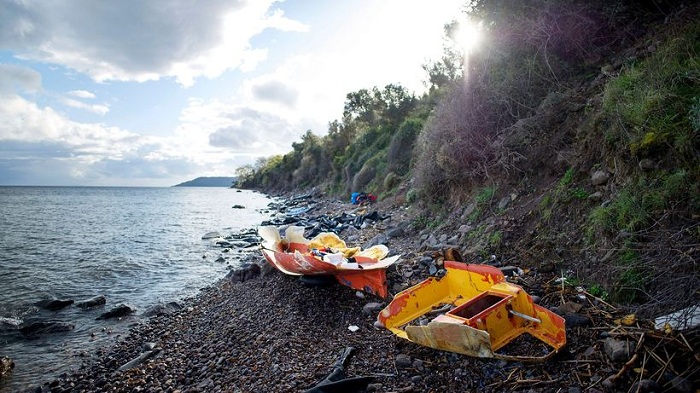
[385,225,405,239]
[604,337,634,362]
[591,170,610,186]
[362,302,384,315]
[363,233,388,249]
[96,304,135,320]
[19,321,75,337]
[75,295,106,308]
[34,298,74,311]
[226,263,262,283]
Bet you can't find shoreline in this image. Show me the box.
[18,191,686,392]
[0,187,274,393]
[21,193,423,392]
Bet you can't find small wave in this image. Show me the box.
[0,316,22,328]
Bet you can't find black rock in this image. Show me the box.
[226,263,263,283]
[75,295,106,308]
[19,321,75,337]
[34,299,74,311]
[96,304,135,320]
[563,313,592,327]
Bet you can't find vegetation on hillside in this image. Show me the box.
[237,0,699,317]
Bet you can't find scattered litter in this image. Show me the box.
[654,304,700,331]
[348,325,359,332]
[614,314,637,326]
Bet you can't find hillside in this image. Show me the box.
[240,0,699,314]
[237,1,699,388]
[173,176,236,187]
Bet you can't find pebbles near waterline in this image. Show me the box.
[28,195,605,393]
[37,270,406,393]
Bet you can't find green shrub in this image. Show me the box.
[559,168,575,186]
[601,21,700,164]
[387,118,423,176]
[476,186,496,204]
[588,284,609,301]
[570,187,588,200]
[406,189,417,204]
[383,172,401,192]
[352,163,376,192]
[488,231,502,248]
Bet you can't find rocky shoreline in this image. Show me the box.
[19,192,697,393]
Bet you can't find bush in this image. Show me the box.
[352,162,376,192]
[383,172,401,192]
[387,118,423,176]
[413,82,508,204]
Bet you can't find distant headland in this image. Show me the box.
[172,177,237,187]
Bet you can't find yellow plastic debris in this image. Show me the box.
[308,232,347,250]
[614,314,637,326]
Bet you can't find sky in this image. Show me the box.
[0,0,467,186]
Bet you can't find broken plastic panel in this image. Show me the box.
[377,261,566,361]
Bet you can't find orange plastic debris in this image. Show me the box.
[377,261,566,361]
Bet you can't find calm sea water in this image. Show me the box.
[0,186,273,392]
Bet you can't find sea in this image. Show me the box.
[0,186,275,392]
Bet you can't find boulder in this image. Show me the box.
[75,295,106,308]
[19,321,75,337]
[96,304,135,320]
[591,170,610,186]
[363,233,388,249]
[34,298,74,311]
[394,354,412,368]
[226,263,262,283]
[385,225,405,239]
[604,337,634,362]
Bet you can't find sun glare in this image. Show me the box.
[454,20,482,54]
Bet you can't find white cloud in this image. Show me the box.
[0,91,206,185]
[68,90,95,99]
[0,0,467,186]
[0,64,41,94]
[0,0,308,86]
[250,79,299,108]
[61,97,110,115]
[174,97,302,159]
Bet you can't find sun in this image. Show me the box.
[454,19,483,55]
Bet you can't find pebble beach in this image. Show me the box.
[20,194,693,393]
